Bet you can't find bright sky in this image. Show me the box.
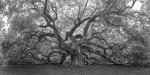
[2,16,9,33]
[127,0,143,11]
[132,1,143,10]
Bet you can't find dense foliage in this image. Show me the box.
[0,0,150,66]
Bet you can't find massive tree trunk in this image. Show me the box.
[71,51,83,66]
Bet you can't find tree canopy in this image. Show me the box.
[0,0,150,66]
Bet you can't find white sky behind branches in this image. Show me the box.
[0,0,145,33]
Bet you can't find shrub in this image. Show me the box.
[125,46,149,66]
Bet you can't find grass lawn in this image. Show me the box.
[0,64,150,75]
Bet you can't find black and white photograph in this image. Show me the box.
[0,0,150,75]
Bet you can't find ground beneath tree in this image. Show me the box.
[0,64,150,75]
